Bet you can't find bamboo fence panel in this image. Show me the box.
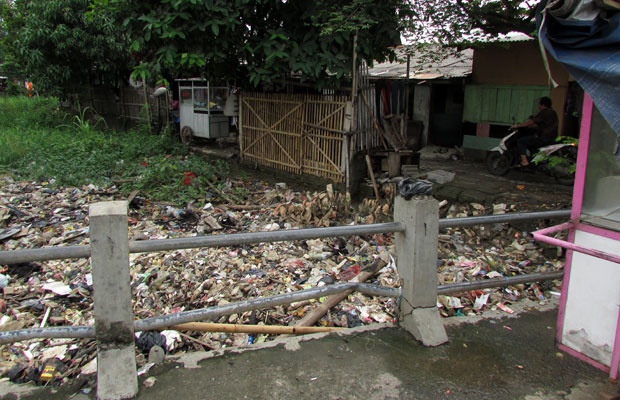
[302,97,348,182]
[241,93,305,175]
[241,92,350,182]
[351,61,381,153]
[71,85,168,131]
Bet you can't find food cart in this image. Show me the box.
[176,79,231,143]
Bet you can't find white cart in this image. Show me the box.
[177,79,230,143]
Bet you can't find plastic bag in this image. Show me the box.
[398,178,433,199]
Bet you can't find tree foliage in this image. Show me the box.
[402,0,541,47]
[0,0,545,95]
[0,0,131,96]
[0,0,22,79]
[92,0,405,88]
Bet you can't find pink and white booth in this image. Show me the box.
[534,94,620,381]
[530,0,620,383]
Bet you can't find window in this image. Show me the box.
[581,104,620,228]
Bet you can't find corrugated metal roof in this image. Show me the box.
[368,48,473,80]
[486,31,535,42]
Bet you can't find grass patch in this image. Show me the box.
[0,96,231,207]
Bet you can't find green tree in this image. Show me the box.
[1,0,131,96]
[402,0,541,47]
[92,0,405,88]
[0,0,23,80]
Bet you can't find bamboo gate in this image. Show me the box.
[240,67,382,187]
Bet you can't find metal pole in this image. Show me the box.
[129,222,405,254]
[0,271,565,345]
[437,271,564,295]
[134,282,362,331]
[439,210,570,229]
[0,211,570,265]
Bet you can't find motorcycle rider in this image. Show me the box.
[510,96,559,167]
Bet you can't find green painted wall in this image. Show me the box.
[463,85,550,125]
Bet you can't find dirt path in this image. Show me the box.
[426,157,572,207]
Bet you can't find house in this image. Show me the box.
[462,33,579,159]
[368,46,473,149]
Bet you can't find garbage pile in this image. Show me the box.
[0,175,564,387]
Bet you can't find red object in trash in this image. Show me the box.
[338,264,361,281]
[183,171,198,185]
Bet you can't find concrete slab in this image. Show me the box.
[11,308,617,400]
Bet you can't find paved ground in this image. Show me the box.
[417,147,573,209]
[3,299,618,400]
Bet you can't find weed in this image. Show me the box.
[0,96,64,129]
[60,105,108,135]
[0,96,231,206]
[532,136,579,174]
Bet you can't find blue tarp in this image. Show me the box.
[538,0,620,135]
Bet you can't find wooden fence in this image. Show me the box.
[240,93,348,182]
[240,86,381,184]
[72,85,169,132]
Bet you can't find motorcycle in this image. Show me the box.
[485,128,578,185]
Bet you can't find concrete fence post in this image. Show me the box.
[394,195,448,346]
[89,201,138,400]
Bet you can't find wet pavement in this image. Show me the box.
[417,148,574,209]
[3,299,617,400]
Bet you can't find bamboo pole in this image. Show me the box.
[365,154,381,200]
[169,322,342,335]
[205,179,242,204]
[294,258,387,327]
[360,90,388,149]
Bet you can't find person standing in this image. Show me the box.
[510,96,559,167]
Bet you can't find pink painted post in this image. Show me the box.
[555,93,594,343]
[611,307,620,381]
[570,93,593,220]
[532,222,620,264]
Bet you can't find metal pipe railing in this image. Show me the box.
[0,209,571,346]
[437,271,564,295]
[0,222,404,265]
[0,271,566,345]
[0,282,360,344]
[438,209,570,228]
[0,210,570,265]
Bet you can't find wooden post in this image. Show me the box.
[388,151,401,178]
[400,54,410,143]
[365,154,380,200]
[394,195,448,346]
[89,201,138,400]
[143,85,153,134]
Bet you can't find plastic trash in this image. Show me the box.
[41,281,71,296]
[497,302,515,314]
[136,331,167,354]
[148,345,165,364]
[398,178,433,199]
[0,274,9,289]
[473,293,490,310]
[160,330,182,352]
[0,227,21,242]
[39,365,57,382]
